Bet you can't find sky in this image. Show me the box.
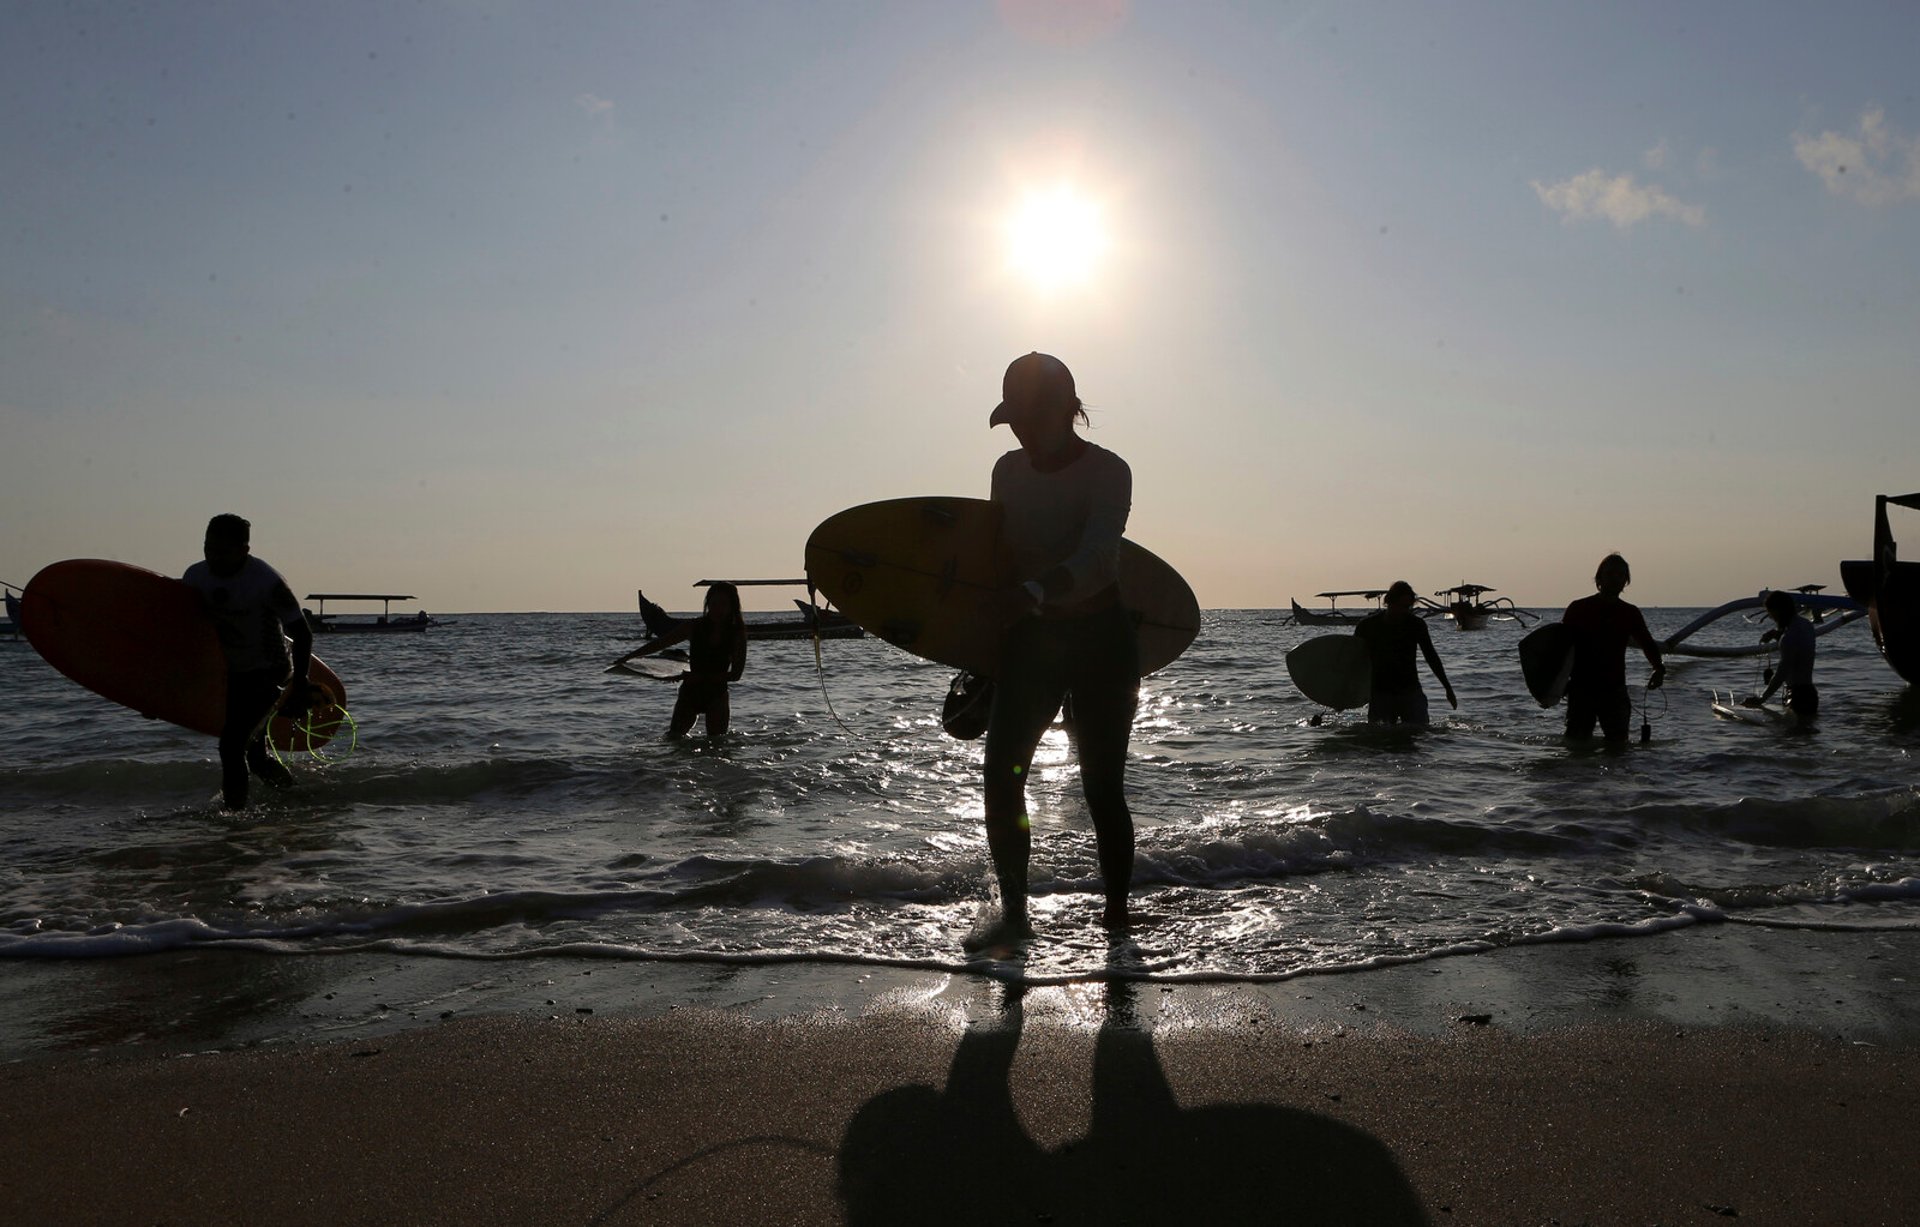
[4,0,1918,611]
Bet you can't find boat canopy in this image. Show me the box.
[306,593,417,602]
[1313,589,1386,599]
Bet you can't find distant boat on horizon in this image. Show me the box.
[303,593,441,633]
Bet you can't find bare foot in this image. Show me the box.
[963,913,1035,953]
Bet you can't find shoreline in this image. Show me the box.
[3,920,1914,1063]
[2,925,1915,1223]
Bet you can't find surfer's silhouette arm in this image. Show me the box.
[615,623,692,665]
[725,620,747,682]
[1418,626,1459,709]
[1634,624,1665,688]
[278,609,316,716]
[614,614,747,679]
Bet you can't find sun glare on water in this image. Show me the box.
[1004,185,1110,293]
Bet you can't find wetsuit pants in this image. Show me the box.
[1367,684,1429,726]
[222,668,294,809]
[1787,683,1819,725]
[982,604,1140,909]
[1565,683,1631,742]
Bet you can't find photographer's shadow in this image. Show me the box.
[838,946,1427,1225]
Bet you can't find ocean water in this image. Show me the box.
[3,609,1918,989]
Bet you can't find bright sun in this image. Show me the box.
[1004,185,1109,292]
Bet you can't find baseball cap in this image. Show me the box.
[989,352,1076,426]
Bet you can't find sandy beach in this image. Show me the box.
[3,925,1916,1225]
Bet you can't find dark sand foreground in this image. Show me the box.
[2,926,1916,1225]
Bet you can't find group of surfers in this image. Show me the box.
[181,352,1821,950]
[1350,558,1815,737]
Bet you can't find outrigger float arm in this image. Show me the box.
[1661,591,1867,659]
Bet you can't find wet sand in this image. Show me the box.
[2,925,1916,1224]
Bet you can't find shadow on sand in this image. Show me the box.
[837,943,1427,1225]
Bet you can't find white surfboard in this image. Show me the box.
[1710,690,1792,726]
[607,655,690,681]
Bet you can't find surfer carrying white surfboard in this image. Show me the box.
[181,514,314,810]
[1561,553,1664,742]
[617,582,747,739]
[1746,590,1818,728]
[1353,581,1457,725]
[973,352,1139,945]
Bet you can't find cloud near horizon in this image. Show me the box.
[1794,106,1920,206]
[1531,169,1707,229]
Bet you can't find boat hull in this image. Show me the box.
[311,618,431,633]
[748,621,864,642]
[1447,605,1491,631]
[1841,558,1920,684]
[1288,599,1366,626]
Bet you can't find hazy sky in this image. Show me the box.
[5,1,1918,611]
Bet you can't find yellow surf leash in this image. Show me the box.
[809,577,871,740]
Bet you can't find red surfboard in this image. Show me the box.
[20,559,348,751]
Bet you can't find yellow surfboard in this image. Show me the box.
[804,497,1200,677]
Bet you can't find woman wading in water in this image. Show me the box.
[972,353,1138,948]
[618,582,747,739]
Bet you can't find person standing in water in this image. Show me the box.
[1353,580,1457,725]
[1561,553,1664,742]
[975,352,1138,946]
[618,583,747,739]
[1746,589,1818,728]
[181,514,315,810]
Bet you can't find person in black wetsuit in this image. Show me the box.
[1746,589,1818,728]
[181,513,317,808]
[973,352,1138,946]
[1352,580,1456,725]
[1562,553,1664,742]
[619,582,747,739]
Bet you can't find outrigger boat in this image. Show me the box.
[303,593,436,633]
[1421,583,1537,630]
[1660,584,1864,659]
[1287,590,1386,625]
[641,580,864,643]
[1840,492,1920,684]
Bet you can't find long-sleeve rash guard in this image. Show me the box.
[990,442,1131,602]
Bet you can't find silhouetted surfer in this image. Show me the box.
[972,353,1138,948]
[1747,590,1818,728]
[621,582,747,739]
[1353,580,1457,725]
[1562,553,1664,742]
[181,514,315,809]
